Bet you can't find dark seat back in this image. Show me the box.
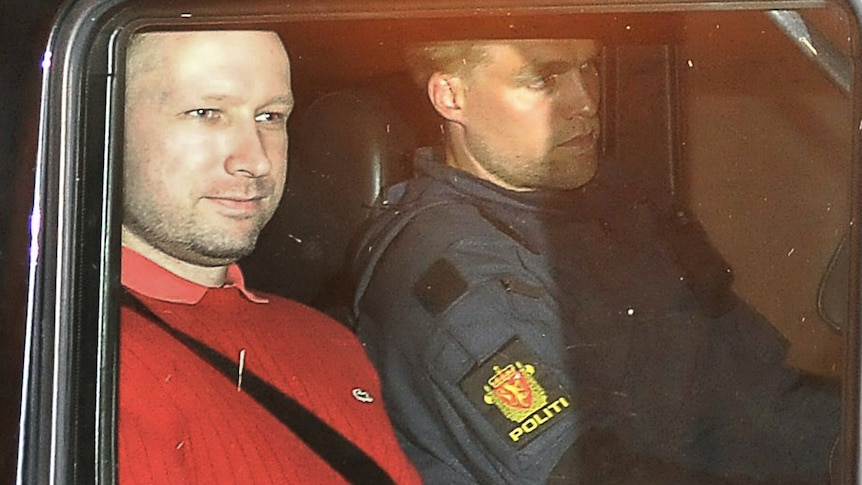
[242,74,439,309]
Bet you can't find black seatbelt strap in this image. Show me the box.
[122,291,396,485]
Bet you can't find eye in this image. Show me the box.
[185,108,222,120]
[579,59,599,76]
[254,111,288,123]
[255,110,291,131]
[527,73,559,91]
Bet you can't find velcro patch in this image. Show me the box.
[414,258,468,316]
[500,277,545,299]
[460,338,572,449]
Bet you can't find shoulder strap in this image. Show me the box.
[122,291,395,485]
[352,176,736,320]
[350,182,458,319]
[658,206,735,317]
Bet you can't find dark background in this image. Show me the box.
[1,0,65,482]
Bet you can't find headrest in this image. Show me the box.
[243,73,438,305]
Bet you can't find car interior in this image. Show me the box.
[241,8,852,378]
[5,1,858,482]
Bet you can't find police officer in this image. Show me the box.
[352,39,839,484]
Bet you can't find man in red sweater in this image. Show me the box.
[119,30,421,484]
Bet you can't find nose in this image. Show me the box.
[559,69,599,119]
[224,121,272,178]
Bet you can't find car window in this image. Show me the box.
[9,0,858,483]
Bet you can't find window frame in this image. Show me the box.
[16,0,862,483]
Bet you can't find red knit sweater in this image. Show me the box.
[118,248,421,484]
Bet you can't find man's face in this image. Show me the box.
[123,31,293,266]
[455,39,601,191]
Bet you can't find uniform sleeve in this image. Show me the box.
[682,299,841,483]
[356,198,841,484]
[356,207,578,484]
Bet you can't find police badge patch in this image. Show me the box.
[460,338,573,448]
[484,362,548,422]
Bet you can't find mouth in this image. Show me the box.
[204,194,268,217]
[557,131,598,151]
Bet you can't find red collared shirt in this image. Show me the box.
[118,246,421,485]
[121,246,266,304]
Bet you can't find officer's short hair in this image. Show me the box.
[405,41,494,87]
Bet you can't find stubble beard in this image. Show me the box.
[123,198,275,267]
[468,136,599,191]
[539,148,599,190]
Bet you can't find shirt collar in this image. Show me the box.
[121,246,267,305]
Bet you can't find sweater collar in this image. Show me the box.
[121,246,267,305]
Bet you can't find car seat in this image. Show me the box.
[241,73,440,319]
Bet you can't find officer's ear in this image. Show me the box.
[427,72,466,123]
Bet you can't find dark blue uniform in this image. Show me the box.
[353,148,839,484]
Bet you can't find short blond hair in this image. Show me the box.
[405,41,494,87]
[124,32,168,105]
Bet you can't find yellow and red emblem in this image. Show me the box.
[483,361,548,423]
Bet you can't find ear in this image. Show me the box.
[427,72,466,123]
